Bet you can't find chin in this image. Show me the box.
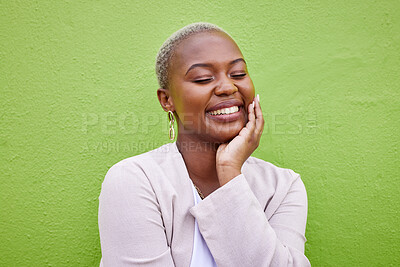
[212,127,243,144]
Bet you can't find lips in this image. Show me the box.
[205,99,244,122]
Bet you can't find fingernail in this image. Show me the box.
[257,94,260,102]
[252,101,255,108]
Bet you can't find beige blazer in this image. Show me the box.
[98,142,310,267]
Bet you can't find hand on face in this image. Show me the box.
[216,94,264,186]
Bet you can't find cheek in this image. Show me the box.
[238,80,255,102]
[174,87,210,126]
[182,87,209,110]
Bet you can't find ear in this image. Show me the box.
[157,88,175,112]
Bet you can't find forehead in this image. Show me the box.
[170,31,244,71]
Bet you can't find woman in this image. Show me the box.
[98,22,310,267]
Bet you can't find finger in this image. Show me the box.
[254,94,264,135]
[239,101,256,139]
[246,101,256,133]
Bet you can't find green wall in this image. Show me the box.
[1,1,399,266]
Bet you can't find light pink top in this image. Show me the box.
[98,142,310,266]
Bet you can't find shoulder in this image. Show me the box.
[244,156,302,185]
[243,156,307,218]
[107,142,176,169]
[243,156,307,199]
[102,142,176,185]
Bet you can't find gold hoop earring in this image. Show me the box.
[167,110,175,141]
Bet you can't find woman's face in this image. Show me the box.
[168,31,255,143]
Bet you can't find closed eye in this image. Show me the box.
[231,73,246,78]
[193,78,213,83]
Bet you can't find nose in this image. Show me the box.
[214,75,238,96]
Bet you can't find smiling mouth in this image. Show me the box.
[206,106,240,116]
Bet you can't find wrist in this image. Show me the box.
[216,165,241,186]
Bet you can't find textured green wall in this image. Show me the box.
[1,1,399,266]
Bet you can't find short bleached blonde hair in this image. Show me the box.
[155,22,231,89]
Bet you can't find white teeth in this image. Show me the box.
[208,106,239,115]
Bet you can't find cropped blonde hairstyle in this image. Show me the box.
[155,22,231,89]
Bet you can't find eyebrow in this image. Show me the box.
[185,58,246,76]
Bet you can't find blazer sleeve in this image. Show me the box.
[98,163,175,267]
[189,172,311,267]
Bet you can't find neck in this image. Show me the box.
[176,134,221,186]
